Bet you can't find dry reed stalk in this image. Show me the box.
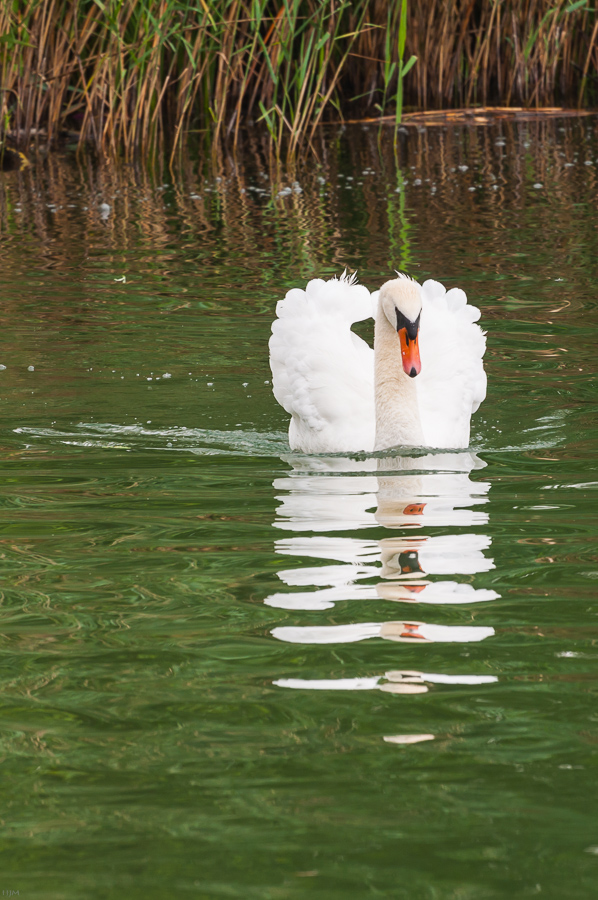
[0,0,596,159]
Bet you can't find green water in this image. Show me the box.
[0,118,597,899]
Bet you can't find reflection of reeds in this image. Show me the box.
[1,1,597,158]
[0,118,596,308]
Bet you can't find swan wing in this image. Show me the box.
[416,280,487,449]
[269,274,375,453]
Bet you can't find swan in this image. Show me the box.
[269,272,486,453]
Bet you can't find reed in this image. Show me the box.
[0,0,597,159]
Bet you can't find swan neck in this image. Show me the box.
[374,306,424,450]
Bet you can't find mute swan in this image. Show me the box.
[269,272,486,452]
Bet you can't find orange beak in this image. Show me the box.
[403,502,426,516]
[398,550,424,575]
[398,328,421,377]
[399,622,427,640]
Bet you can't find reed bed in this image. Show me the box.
[1,0,597,159]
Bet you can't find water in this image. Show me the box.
[0,118,597,898]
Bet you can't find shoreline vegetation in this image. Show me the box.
[1,0,597,160]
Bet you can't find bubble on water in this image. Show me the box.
[99,202,111,219]
[0,365,6,371]
[27,365,35,371]
[162,373,172,379]
[242,382,249,387]
[533,183,543,189]
[207,382,214,386]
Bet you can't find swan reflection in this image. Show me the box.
[270,452,499,698]
[274,452,489,531]
[272,620,494,644]
[275,671,498,693]
[267,453,498,612]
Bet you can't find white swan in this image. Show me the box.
[269,272,487,452]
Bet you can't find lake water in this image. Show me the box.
[0,117,597,898]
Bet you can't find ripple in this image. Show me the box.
[14,423,290,457]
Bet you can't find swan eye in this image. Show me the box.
[395,309,420,342]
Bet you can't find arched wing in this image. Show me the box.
[269,275,376,453]
[416,280,487,449]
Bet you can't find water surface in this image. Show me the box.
[0,118,597,898]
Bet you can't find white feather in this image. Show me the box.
[270,273,487,452]
[269,273,375,452]
[416,279,487,449]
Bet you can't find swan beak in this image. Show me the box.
[398,550,424,575]
[398,327,421,377]
[403,502,426,516]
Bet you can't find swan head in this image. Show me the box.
[379,275,422,378]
